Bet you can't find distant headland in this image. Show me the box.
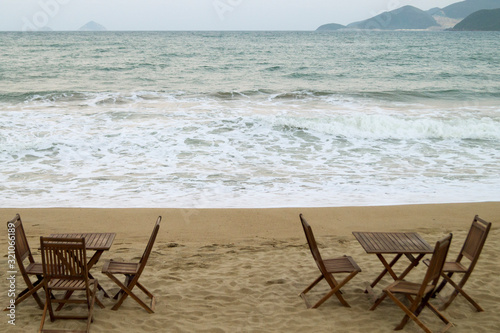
[317,0,500,31]
[450,8,500,31]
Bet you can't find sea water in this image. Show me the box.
[1,31,499,208]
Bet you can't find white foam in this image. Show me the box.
[1,93,499,208]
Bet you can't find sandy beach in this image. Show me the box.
[2,202,499,332]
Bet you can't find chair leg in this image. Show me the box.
[397,295,427,331]
[433,272,453,296]
[5,278,45,310]
[113,286,154,314]
[440,275,483,312]
[38,299,49,333]
[113,275,132,299]
[86,282,97,333]
[107,273,132,310]
[369,292,387,310]
[300,275,324,296]
[326,273,354,307]
[136,282,156,311]
[311,285,343,308]
[299,275,324,308]
[106,273,154,313]
[43,286,57,323]
[310,271,358,308]
[136,281,154,299]
[385,291,431,333]
[426,301,452,326]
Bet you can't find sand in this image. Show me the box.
[1,202,499,332]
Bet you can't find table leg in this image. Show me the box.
[366,254,402,304]
[398,253,425,280]
[369,253,428,306]
[86,250,111,298]
[366,253,402,292]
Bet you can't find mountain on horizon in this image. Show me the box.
[451,8,500,30]
[441,0,500,19]
[316,0,500,31]
[346,5,438,30]
[79,21,107,31]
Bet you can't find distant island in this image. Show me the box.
[316,23,345,31]
[316,0,500,31]
[451,8,500,30]
[79,21,107,32]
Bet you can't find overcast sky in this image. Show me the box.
[1,0,460,31]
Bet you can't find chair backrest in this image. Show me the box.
[137,216,162,275]
[8,214,35,268]
[419,233,453,296]
[299,214,327,274]
[40,237,88,282]
[456,215,491,268]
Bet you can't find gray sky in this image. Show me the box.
[1,0,460,31]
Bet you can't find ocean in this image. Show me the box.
[1,31,499,208]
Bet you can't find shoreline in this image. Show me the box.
[2,202,498,242]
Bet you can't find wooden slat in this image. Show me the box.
[46,329,87,331]
[354,232,377,252]
[104,233,116,248]
[353,232,433,254]
[368,232,384,251]
[404,233,428,251]
[377,232,399,251]
[85,233,97,248]
[93,233,105,248]
[49,233,116,250]
[104,261,140,275]
[404,233,421,250]
[389,233,411,251]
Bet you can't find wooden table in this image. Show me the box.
[352,231,433,299]
[48,233,116,308]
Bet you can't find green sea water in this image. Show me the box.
[0,31,499,207]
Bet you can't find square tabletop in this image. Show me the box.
[48,233,116,251]
[352,232,433,254]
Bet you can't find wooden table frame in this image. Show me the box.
[48,233,116,308]
[352,232,434,299]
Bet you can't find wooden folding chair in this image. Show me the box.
[5,214,45,310]
[370,234,453,333]
[299,214,361,308]
[39,237,97,333]
[427,215,491,312]
[101,216,161,313]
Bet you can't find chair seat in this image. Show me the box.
[102,261,140,275]
[442,261,468,273]
[385,280,435,295]
[49,279,96,290]
[423,258,468,274]
[25,262,44,275]
[324,256,361,274]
